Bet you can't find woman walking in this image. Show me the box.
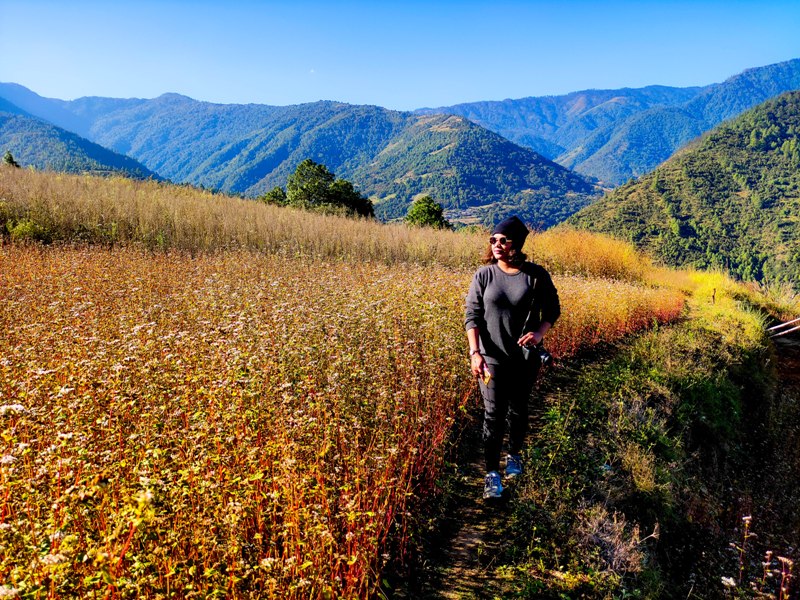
[465,216,560,500]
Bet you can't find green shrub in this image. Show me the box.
[6,218,52,243]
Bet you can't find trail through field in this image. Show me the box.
[413,360,582,599]
[417,412,512,598]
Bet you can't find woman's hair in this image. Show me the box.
[482,245,528,266]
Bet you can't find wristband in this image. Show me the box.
[469,349,482,356]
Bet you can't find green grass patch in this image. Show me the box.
[497,303,773,598]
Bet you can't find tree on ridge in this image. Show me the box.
[405,195,451,229]
[261,159,374,218]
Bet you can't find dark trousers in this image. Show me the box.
[478,359,539,473]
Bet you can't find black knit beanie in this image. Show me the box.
[493,216,529,249]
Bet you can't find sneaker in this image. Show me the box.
[483,471,503,500]
[505,454,523,479]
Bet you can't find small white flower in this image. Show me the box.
[0,455,15,465]
[41,553,67,565]
[0,584,20,597]
[721,576,737,588]
[0,404,26,415]
[135,489,154,505]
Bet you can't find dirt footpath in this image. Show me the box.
[414,359,579,599]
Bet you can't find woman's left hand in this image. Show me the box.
[518,331,542,348]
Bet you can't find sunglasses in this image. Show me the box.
[489,236,512,246]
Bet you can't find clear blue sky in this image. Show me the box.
[2,0,799,110]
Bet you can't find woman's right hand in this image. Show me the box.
[470,352,486,378]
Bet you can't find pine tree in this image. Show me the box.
[3,150,20,168]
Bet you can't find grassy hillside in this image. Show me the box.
[0,85,599,226]
[0,165,477,265]
[426,58,800,185]
[569,91,800,290]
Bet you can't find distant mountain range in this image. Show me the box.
[421,58,800,185]
[568,91,800,287]
[1,58,799,227]
[0,96,157,179]
[0,83,598,227]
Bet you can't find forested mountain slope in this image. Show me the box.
[0,100,158,179]
[418,85,704,163]
[569,92,800,288]
[351,114,597,225]
[424,58,800,185]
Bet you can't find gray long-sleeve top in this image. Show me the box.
[465,262,560,364]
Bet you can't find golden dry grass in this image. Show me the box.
[529,227,651,282]
[0,167,482,267]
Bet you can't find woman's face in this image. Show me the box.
[489,234,515,261]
